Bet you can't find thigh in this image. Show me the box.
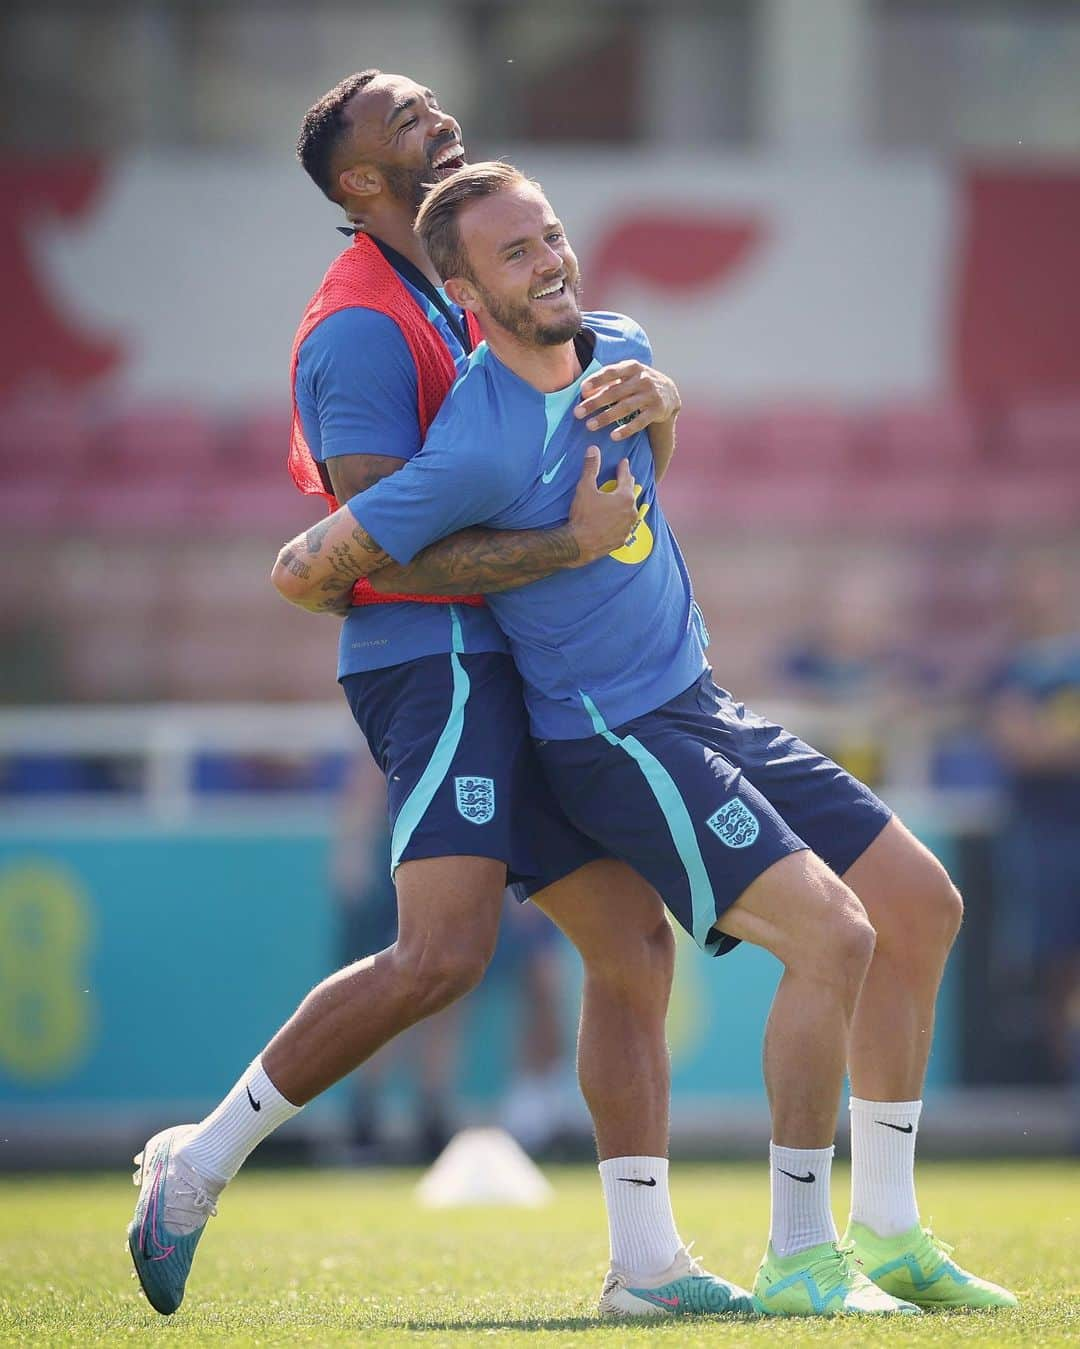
[716,848,870,969]
[537,702,807,956]
[343,653,526,875]
[840,813,956,941]
[531,858,671,963]
[394,854,507,963]
[698,681,893,878]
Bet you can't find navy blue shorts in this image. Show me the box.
[536,671,892,956]
[342,652,603,892]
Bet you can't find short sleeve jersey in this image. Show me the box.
[351,312,709,739]
[294,271,507,678]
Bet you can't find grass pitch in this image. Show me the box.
[0,1160,1076,1347]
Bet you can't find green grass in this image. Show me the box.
[0,1161,1076,1346]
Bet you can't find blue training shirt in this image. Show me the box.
[294,270,508,678]
[351,312,709,739]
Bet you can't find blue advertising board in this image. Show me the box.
[0,820,957,1132]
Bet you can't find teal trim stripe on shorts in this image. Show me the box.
[580,692,722,953]
[390,606,470,875]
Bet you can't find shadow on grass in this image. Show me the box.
[394,1314,758,1333]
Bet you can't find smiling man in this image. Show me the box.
[126,73,755,1322]
[269,160,1018,1318]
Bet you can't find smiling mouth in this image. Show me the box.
[430,141,466,175]
[530,279,567,302]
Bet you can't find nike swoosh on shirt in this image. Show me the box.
[541,453,567,484]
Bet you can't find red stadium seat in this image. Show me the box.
[832,474,960,530]
[697,473,839,529]
[193,481,318,531]
[666,408,749,473]
[94,402,222,481]
[0,480,68,529]
[861,400,981,470]
[224,407,293,476]
[968,471,1080,528]
[744,404,854,472]
[1000,396,1080,469]
[79,479,198,530]
[0,399,96,482]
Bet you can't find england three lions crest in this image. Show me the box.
[706,797,760,849]
[455,776,496,825]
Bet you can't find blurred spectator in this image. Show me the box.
[985,560,1080,1089]
[771,570,929,786]
[496,896,583,1155]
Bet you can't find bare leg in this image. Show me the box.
[263,855,505,1104]
[844,818,964,1100]
[533,860,674,1160]
[718,850,877,1147]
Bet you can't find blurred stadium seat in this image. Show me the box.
[860,400,981,470]
[999,395,1080,468]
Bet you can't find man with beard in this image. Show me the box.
[271,161,1018,1318]
[127,73,754,1322]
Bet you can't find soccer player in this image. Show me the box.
[273,161,1019,1317]
[128,73,753,1321]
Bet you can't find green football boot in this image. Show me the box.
[753,1240,921,1316]
[845,1220,1019,1310]
[127,1125,222,1315]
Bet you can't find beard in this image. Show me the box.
[474,273,584,347]
[376,160,432,216]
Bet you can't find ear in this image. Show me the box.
[337,164,381,203]
[445,276,480,312]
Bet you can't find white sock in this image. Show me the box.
[848,1096,922,1237]
[598,1156,682,1275]
[179,1057,303,1185]
[769,1142,838,1258]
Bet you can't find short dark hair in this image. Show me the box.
[296,70,380,204]
[416,161,538,281]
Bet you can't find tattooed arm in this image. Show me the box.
[274,452,406,614]
[368,524,581,596]
[271,509,393,615]
[274,447,641,611]
[369,445,640,596]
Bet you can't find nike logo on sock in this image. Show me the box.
[778,1168,815,1183]
[876,1121,913,1133]
[246,1084,261,1112]
[618,1177,657,1186]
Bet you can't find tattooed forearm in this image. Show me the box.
[369,525,581,597]
[278,548,312,580]
[272,511,391,615]
[304,516,333,554]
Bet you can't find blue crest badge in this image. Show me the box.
[706,798,760,849]
[454,776,496,825]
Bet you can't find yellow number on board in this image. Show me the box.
[0,862,94,1080]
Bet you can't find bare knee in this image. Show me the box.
[793,879,877,995]
[930,869,965,948]
[393,926,495,1019]
[879,854,964,960]
[585,914,676,1008]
